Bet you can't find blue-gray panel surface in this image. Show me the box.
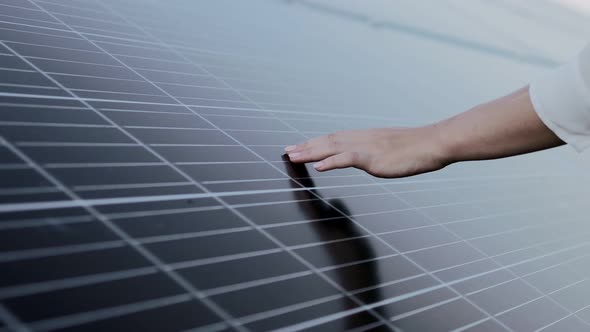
[1,0,590,331]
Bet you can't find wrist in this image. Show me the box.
[425,119,457,167]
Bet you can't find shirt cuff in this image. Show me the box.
[529,44,590,152]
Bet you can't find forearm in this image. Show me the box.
[287,86,567,178]
[435,86,565,164]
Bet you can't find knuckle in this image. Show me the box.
[349,151,361,165]
[366,159,381,175]
[296,148,309,159]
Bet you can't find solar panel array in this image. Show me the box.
[2,0,590,331]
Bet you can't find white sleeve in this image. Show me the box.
[529,43,590,152]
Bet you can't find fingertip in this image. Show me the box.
[313,161,324,171]
[284,145,297,152]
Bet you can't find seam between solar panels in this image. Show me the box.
[0,102,85,110]
[0,68,38,74]
[0,83,59,91]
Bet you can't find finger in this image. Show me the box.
[287,133,344,163]
[313,151,365,171]
[285,134,330,153]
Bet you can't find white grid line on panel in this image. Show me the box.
[0,304,29,332]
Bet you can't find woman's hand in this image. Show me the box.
[285,87,565,179]
[285,125,451,178]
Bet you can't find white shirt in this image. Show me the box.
[529,43,590,152]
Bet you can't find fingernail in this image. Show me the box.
[288,152,301,159]
[285,145,297,152]
[313,161,323,170]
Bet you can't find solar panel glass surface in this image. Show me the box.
[1,0,590,331]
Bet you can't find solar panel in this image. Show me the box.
[2,0,590,331]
